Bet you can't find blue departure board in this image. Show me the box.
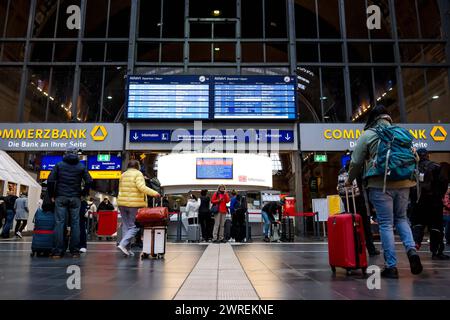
[127,75,210,120]
[126,75,297,120]
[196,158,233,180]
[213,76,297,120]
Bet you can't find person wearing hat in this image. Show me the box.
[48,147,93,258]
[410,148,449,260]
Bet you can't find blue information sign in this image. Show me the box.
[126,75,297,120]
[196,158,233,180]
[129,129,294,143]
[41,155,63,171]
[87,155,122,171]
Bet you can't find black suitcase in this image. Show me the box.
[224,219,232,240]
[281,217,295,242]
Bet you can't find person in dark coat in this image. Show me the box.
[97,198,114,211]
[48,147,92,258]
[198,190,212,242]
[0,191,18,239]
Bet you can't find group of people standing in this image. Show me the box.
[0,192,29,239]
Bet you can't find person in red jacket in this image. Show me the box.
[211,185,230,243]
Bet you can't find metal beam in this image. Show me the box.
[127,0,138,75]
[287,0,297,74]
[17,0,37,122]
[338,0,353,123]
[438,0,450,87]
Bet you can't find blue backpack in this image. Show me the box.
[366,125,418,192]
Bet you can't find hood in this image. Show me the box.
[364,115,392,130]
[63,154,80,165]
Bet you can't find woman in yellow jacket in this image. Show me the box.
[117,160,160,256]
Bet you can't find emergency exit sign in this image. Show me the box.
[97,154,110,162]
[314,154,328,163]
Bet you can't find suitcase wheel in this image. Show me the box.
[141,253,149,260]
[346,269,352,276]
[330,266,336,273]
[151,253,158,259]
[361,268,367,276]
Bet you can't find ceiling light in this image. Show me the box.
[432,95,439,100]
[212,10,221,16]
[214,47,220,52]
[107,96,113,100]
[377,97,381,102]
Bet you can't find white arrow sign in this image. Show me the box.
[133,133,139,140]
[285,134,292,141]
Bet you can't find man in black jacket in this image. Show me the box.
[48,148,92,258]
[0,192,18,238]
[411,149,449,260]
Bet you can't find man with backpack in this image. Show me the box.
[410,149,449,260]
[347,105,422,279]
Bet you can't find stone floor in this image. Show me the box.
[0,239,449,300]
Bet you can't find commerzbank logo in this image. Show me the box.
[430,126,447,142]
[90,125,108,142]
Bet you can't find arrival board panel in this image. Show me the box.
[196,158,233,180]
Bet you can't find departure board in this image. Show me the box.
[126,75,297,120]
[213,76,297,120]
[127,75,210,120]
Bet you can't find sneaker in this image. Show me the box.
[368,249,381,257]
[381,267,399,279]
[407,249,423,275]
[15,232,23,239]
[432,253,450,260]
[213,240,220,244]
[117,245,130,256]
[263,237,270,243]
[80,248,87,253]
[220,239,227,243]
[128,250,135,257]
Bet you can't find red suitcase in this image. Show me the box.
[97,211,118,238]
[327,188,368,275]
[136,207,169,227]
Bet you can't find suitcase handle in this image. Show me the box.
[344,187,357,215]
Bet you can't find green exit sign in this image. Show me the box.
[314,154,328,163]
[97,154,110,162]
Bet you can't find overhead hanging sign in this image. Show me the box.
[129,129,295,143]
[299,123,450,151]
[0,123,124,151]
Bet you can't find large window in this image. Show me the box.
[0,0,448,123]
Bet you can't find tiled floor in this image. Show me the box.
[0,240,206,300]
[1,239,450,300]
[233,242,450,300]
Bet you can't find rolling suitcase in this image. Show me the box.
[270,223,281,242]
[142,227,166,259]
[31,209,55,257]
[224,218,232,241]
[281,217,295,242]
[187,216,201,242]
[328,187,368,275]
[96,211,118,240]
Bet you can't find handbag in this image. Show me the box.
[136,207,169,227]
[210,205,219,216]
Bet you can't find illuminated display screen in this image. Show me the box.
[127,75,297,120]
[127,75,210,119]
[213,76,297,119]
[196,158,234,180]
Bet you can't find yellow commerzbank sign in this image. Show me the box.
[0,123,123,151]
[0,125,108,141]
[324,126,447,142]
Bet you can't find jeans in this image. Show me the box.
[1,210,15,238]
[79,212,87,249]
[444,215,450,244]
[54,197,81,255]
[369,188,416,268]
[261,211,271,237]
[118,207,139,248]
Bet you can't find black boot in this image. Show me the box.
[432,253,450,260]
[381,267,399,279]
[407,249,423,275]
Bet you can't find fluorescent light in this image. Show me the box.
[382,92,387,97]
[388,87,393,91]
[49,96,55,101]
[320,96,328,100]
[432,95,439,100]
[377,97,382,101]
[107,96,113,100]
[212,10,221,16]
[214,47,220,52]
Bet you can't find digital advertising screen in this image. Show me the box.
[196,158,234,180]
[126,75,297,121]
[127,75,211,120]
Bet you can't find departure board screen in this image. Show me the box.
[127,75,210,120]
[213,76,297,120]
[126,75,297,120]
[196,158,233,180]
